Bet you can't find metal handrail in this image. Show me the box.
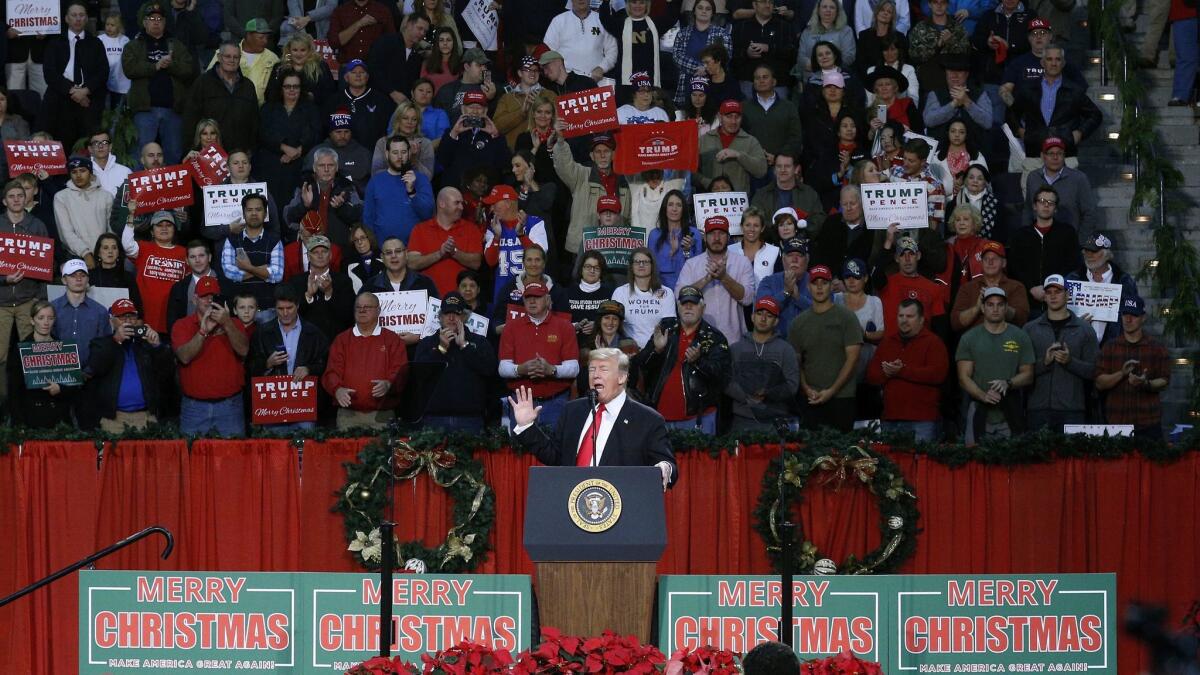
[0,526,174,608]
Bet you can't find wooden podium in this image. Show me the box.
[523,467,667,642]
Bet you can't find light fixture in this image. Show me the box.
[1079,19,1088,27]
[1121,172,1135,180]
[1108,131,1121,140]
[1090,56,1101,64]
[1148,259,1160,268]
[1175,358,1192,366]
[1134,215,1152,223]
[1161,306,1172,316]
[1100,93,1116,101]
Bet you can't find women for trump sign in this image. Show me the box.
[861,181,930,230]
[614,120,699,174]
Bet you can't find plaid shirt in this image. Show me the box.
[670,24,733,105]
[1097,334,1170,426]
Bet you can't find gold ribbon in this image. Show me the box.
[812,447,879,492]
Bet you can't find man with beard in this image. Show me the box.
[788,265,863,431]
[867,298,948,441]
[676,215,756,344]
[363,135,433,244]
[1065,232,1139,347]
[755,237,812,337]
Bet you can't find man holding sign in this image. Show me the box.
[248,286,329,430]
[0,178,51,409]
[1066,232,1138,347]
[414,292,498,432]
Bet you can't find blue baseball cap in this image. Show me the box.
[842,258,867,279]
[1120,296,1146,316]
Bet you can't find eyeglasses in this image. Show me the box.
[1036,198,1058,206]
[581,264,601,271]
[282,84,302,90]
[632,259,652,266]
[90,139,111,147]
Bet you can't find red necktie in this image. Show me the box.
[575,403,606,467]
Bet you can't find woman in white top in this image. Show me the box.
[611,246,677,348]
[99,13,130,108]
[728,207,779,285]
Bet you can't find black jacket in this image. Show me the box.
[412,330,499,417]
[86,335,174,419]
[183,68,261,156]
[810,215,875,272]
[247,316,330,377]
[323,85,395,149]
[42,31,108,101]
[633,317,731,418]
[513,394,678,486]
[286,270,356,340]
[1006,221,1083,312]
[365,34,423,101]
[1008,76,1102,157]
[970,7,1031,83]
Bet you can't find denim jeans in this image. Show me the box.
[423,415,485,433]
[181,394,245,436]
[666,410,717,435]
[263,421,316,433]
[1172,18,1198,101]
[881,420,940,442]
[535,391,570,428]
[134,106,184,165]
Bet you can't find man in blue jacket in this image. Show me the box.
[363,135,434,244]
[754,237,813,337]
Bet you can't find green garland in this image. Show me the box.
[334,432,496,573]
[1090,0,1200,413]
[753,442,919,575]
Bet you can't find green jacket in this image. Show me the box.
[122,34,197,114]
[740,96,804,159]
[695,128,769,195]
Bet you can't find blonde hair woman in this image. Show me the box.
[269,32,335,102]
[370,101,435,178]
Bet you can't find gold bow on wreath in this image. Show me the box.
[812,446,878,492]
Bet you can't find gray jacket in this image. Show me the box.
[1023,166,1097,237]
[725,332,800,423]
[1023,310,1098,412]
[0,213,49,306]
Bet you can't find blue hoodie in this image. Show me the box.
[362,169,435,244]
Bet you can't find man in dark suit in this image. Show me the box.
[508,347,678,490]
[42,2,108,149]
[247,284,330,429]
[1007,45,1102,168]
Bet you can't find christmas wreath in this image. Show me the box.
[754,442,919,575]
[336,435,494,573]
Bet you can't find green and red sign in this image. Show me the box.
[659,574,1116,673]
[80,571,532,673]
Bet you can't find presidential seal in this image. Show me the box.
[567,479,622,532]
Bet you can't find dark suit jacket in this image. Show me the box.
[247,317,330,378]
[42,31,108,100]
[1008,77,1102,157]
[514,394,678,487]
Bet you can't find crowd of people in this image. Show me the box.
[0,0,1183,440]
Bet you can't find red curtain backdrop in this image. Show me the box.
[0,440,1197,674]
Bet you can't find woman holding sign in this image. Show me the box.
[15,301,72,428]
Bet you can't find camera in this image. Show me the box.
[132,325,149,340]
[462,116,484,129]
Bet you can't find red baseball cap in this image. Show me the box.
[483,184,518,205]
[719,100,742,115]
[1041,136,1066,153]
[463,90,487,106]
[754,296,780,316]
[522,282,548,298]
[980,240,1006,258]
[110,298,138,317]
[1027,17,1053,32]
[195,275,221,297]
[809,265,833,282]
[596,195,622,214]
[704,215,730,232]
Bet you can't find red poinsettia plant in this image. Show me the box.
[665,644,743,674]
[345,655,419,675]
[800,650,884,674]
[513,628,667,674]
[420,640,515,674]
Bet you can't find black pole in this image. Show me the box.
[778,450,794,647]
[379,521,395,656]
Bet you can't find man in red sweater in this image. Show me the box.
[866,298,949,441]
[322,290,408,429]
[497,282,579,427]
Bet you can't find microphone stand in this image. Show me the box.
[379,437,398,657]
[778,446,795,647]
